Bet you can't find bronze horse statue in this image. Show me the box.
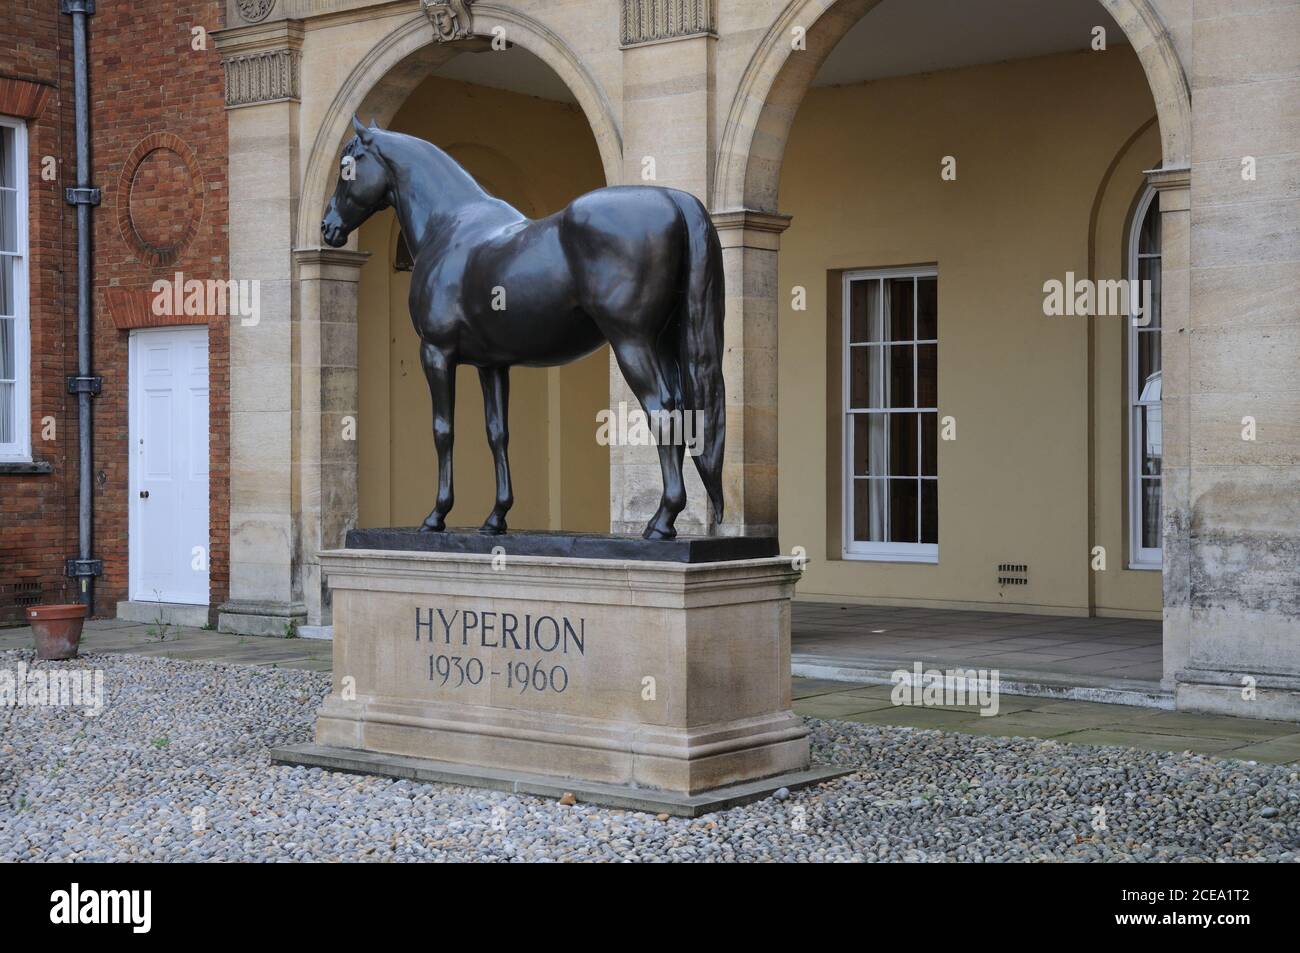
[321,119,725,540]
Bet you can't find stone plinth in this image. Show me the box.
[274,542,837,811]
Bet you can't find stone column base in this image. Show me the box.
[1176,668,1300,721]
[217,599,307,637]
[287,547,825,803]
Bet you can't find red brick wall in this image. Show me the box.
[0,2,78,622]
[0,2,229,624]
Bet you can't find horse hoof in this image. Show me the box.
[479,522,507,536]
[642,525,677,541]
[419,517,446,533]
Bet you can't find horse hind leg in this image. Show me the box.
[477,366,513,534]
[612,341,686,540]
[418,341,456,532]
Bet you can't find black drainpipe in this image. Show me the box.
[62,0,102,608]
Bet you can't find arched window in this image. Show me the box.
[1128,187,1161,567]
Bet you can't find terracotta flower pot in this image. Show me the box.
[27,603,89,661]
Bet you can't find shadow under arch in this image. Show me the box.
[714,0,1191,214]
[295,3,622,251]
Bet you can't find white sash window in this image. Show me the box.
[0,117,30,463]
[1129,188,1162,568]
[842,267,939,562]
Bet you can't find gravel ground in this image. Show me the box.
[1,649,1297,862]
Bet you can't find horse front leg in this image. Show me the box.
[419,342,456,532]
[477,366,513,535]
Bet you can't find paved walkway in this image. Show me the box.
[792,602,1166,705]
[5,618,1298,764]
[0,618,333,672]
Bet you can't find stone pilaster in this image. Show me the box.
[1145,165,1191,691]
[712,209,789,539]
[215,20,306,636]
[294,248,369,627]
[612,10,716,535]
[1173,0,1300,719]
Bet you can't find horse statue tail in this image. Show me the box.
[669,190,726,524]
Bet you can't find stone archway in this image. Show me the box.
[218,6,624,634]
[294,4,623,251]
[714,0,1190,215]
[294,9,622,627]
[708,0,1194,684]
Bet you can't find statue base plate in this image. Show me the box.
[345,527,780,563]
[303,545,815,809]
[271,744,849,818]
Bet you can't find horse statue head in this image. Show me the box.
[321,117,392,248]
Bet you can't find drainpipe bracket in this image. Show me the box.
[66,375,102,396]
[60,0,96,14]
[64,187,101,206]
[65,558,104,579]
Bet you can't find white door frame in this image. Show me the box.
[128,325,211,605]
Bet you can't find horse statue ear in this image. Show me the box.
[352,115,373,145]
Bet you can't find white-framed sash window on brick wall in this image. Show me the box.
[0,116,30,463]
[842,266,939,563]
[1129,187,1162,569]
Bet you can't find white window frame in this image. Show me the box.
[1127,186,1162,569]
[0,116,30,463]
[841,265,939,564]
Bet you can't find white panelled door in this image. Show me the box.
[129,327,210,604]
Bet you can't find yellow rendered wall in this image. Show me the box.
[776,47,1162,616]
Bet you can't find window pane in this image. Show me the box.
[0,126,12,189]
[888,344,914,408]
[0,380,12,443]
[917,343,936,407]
[852,413,920,476]
[1138,257,1161,329]
[1138,193,1160,255]
[921,412,937,476]
[916,277,937,340]
[0,315,13,379]
[848,346,879,408]
[851,413,886,476]
[0,190,15,254]
[850,345,913,408]
[0,255,12,315]
[1137,329,1161,393]
[852,478,885,542]
[888,478,919,543]
[853,479,921,544]
[921,480,937,544]
[849,279,881,343]
[888,277,913,342]
[889,412,919,477]
[1139,404,1162,477]
[1140,478,1161,550]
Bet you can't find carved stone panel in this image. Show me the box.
[222,48,301,108]
[621,0,716,47]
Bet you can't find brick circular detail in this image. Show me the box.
[116,133,205,268]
